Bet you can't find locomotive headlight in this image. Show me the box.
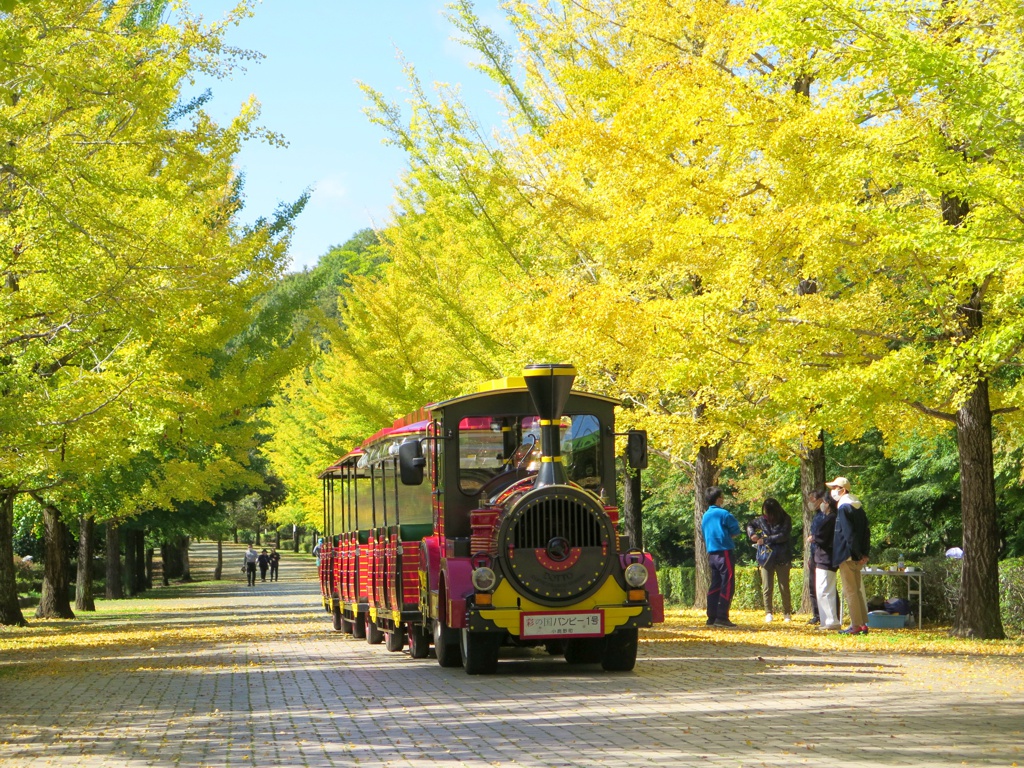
[471,566,497,592]
[624,562,649,588]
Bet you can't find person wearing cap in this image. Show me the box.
[828,476,871,635]
[701,486,742,628]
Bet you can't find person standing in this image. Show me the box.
[243,545,258,587]
[702,486,742,628]
[257,549,270,582]
[805,494,825,625]
[269,548,280,581]
[810,488,842,630]
[313,537,324,567]
[828,476,871,635]
[747,498,793,623]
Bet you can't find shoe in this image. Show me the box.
[808,617,820,625]
[706,618,715,626]
[839,625,867,635]
[783,614,792,623]
[765,612,774,623]
[714,618,739,629]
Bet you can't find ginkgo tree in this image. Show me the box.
[0,0,302,626]
[354,0,1023,638]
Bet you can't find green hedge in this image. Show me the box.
[657,564,805,611]
[657,557,1024,632]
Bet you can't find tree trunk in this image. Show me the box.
[214,537,223,580]
[233,526,238,545]
[952,379,1005,639]
[34,497,75,619]
[105,522,123,599]
[180,536,192,582]
[275,528,281,548]
[255,529,261,546]
[0,490,27,627]
[134,531,147,594]
[620,458,643,550]
[799,434,826,614]
[75,515,96,611]
[293,525,301,553]
[124,532,144,598]
[145,547,153,589]
[693,441,722,610]
[162,539,184,582]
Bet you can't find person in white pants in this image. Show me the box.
[810,489,842,630]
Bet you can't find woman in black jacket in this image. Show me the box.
[809,489,841,630]
[747,498,793,623]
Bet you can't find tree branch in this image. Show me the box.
[907,400,957,423]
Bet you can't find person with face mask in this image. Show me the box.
[809,488,842,630]
[827,476,871,635]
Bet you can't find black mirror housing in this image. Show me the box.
[626,430,648,470]
[398,440,426,485]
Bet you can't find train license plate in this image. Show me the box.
[520,611,604,638]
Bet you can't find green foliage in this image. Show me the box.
[1000,558,1024,634]
[640,457,694,567]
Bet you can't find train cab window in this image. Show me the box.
[457,414,603,494]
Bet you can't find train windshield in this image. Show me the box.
[457,414,603,494]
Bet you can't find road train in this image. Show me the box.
[317,363,663,673]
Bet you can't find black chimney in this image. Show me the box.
[523,363,576,487]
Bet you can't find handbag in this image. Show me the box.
[756,542,774,567]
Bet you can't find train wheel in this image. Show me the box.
[352,614,366,639]
[564,637,606,665]
[385,628,406,653]
[433,620,461,668]
[601,628,638,672]
[460,629,500,675]
[366,616,384,645]
[408,624,430,659]
[341,617,354,635]
[332,602,343,631]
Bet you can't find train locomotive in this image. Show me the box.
[317,363,663,674]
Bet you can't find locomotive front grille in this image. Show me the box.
[497,487,616,606]
[510,496,603,549]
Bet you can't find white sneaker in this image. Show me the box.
[783,614,792,623]
[765,613,774,623]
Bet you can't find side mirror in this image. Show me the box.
[398,440,426,485]
[626,430,648,470]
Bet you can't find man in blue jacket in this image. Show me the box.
[701,486,742,628]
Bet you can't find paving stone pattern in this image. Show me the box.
[1,543,1023,767]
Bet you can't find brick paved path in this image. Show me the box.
[2,542,1023,767]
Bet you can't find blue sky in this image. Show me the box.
[184,1,509,271]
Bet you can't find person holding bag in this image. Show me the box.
[747,498,793,623]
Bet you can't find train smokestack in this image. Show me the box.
[523,363,576,487]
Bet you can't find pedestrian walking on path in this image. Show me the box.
[258,549,270,582]
[243,544,258,586]
[269,548,280,581]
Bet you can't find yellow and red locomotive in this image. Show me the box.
[317,363,663,673]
